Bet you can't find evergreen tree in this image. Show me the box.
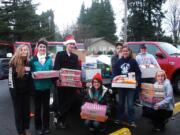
[127,0,166,41]
[0,0,57,41]
[77,0,117,43]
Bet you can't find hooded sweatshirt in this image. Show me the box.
[114,57,141,86]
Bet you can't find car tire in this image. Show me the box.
[174,75,180,94]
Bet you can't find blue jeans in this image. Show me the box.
[117,89,136,123]
[85,120,100,129]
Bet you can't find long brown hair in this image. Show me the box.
[122,45,134,59]
[9,45,30,78]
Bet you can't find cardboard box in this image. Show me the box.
[140,83,165,107]
[32,70,59,79]
[60,68,81,77]
[111,83,136,88]
[72,50,87,62]
[82,69,101,81]
[140,66,159,78]
[81,102,107,116]
[80,113,107,122]
[80,102,107,122]
[56,80,82,88]
[60,75,81,82]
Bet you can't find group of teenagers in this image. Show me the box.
[8,35,175,135]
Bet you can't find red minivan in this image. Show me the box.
[125,41,180,93]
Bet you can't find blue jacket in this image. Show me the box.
[30,56,53,90]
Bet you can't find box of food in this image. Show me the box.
[80,102,107,122]
[140,83,165,107]
[32,70,59,79]
[80,112,107,122]
[112,74,136,89]
[140,65,159,78]
[56,80,82,88]
[60,75,81,82]
[60,68,81,77]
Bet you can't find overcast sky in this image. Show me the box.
[33,0,124,37]
[32,0,174,38]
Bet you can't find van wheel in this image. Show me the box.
[174,75,180,94]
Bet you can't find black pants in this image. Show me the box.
[143,106,173,129]
[10,89,30,134]
[57,87,76,123]
[34,89,50,130]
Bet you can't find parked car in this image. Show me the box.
[0,41,13,79]
[125,41,180,93]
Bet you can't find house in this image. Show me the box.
[85,37,115,54]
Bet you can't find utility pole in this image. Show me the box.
[124,0,127,42]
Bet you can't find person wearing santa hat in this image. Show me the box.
[83,73,112,133]
[53,35,80,129]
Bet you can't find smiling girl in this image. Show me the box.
[143,70,174,132]
[9,45,32,135]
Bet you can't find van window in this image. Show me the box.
[0,45,13,58]
[128,44,141,55]
[146,44,160,57]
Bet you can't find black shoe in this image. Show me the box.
[36,130,43,135]
[44,129,51,134]
[57,122,67,129]
[135,101,142,107]
[152,127,161,132]
[88,127,95,132]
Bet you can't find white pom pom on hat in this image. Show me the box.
[64,35,76,45]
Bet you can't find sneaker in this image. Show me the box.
[24,129,31,135]
[88,127,95,132]
[129,122,137,128]
[114,119,120,125]
[44,129,51,134]
[36,130,43,135]
[152,127,161,132]
[135,101,142,107]
[58,122,67,129]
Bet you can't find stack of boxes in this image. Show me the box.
[140,83,165,108]
[57,68,82,88]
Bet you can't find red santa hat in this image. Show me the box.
[64,35,76,45]
[92,73,102,83]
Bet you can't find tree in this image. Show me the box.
[0,0,57,41]
[127,0,166,41]
[77,0,117,43]
[165,0,180,43]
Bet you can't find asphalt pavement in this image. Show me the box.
[0,79,180,135]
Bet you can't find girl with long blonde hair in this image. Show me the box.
[9,44,33,135]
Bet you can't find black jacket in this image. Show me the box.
[53,51,80,70]
[8,62,33,93]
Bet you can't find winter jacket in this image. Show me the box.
[8,61,33,93]
[155,79,174,111]
[114,57,142,86]
[111,55,119,77]
[30,55,53,90]
[53,51,80,70]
